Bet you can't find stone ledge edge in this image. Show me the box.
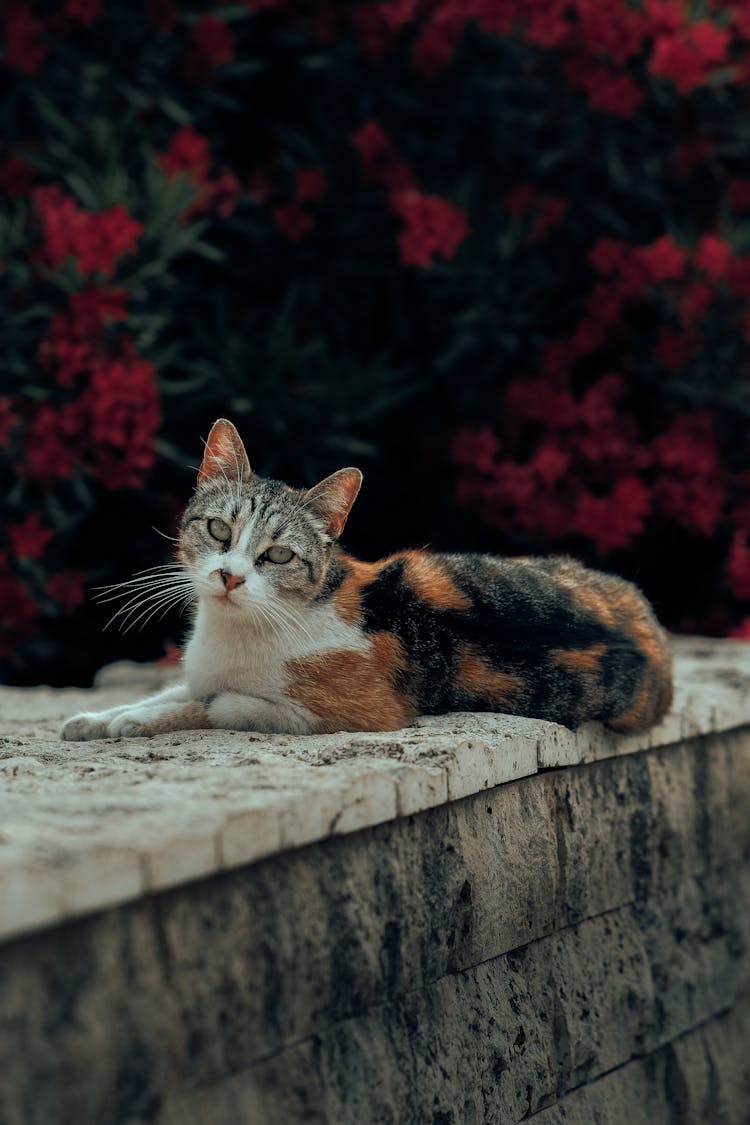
[1,643,749,945]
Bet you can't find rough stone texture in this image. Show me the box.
[1,638,749,1123]
[2,636,750,944]
[0,733,748,1122]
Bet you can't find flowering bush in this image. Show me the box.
[3,0,750,682]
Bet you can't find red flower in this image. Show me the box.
[679,280,713,325]
[693,233,731,281]
[33,187,142,278]
[24,402,85,484]
[638,234,687,282]
[63,0,102,26]
[39,288,129,386]
[728,616,750,640]
[8,514,53,561]
[0,153,35,198]
[156,129,237,218]
[390,189,469,267]
[589,237,628,275]
[651,412,725,536]
[295,167,327,203]
[649,20,730,94]
[505,375,578,428]
[46,571,87,614]
[564,56,644,117]
[670,136,713,178]
[522,0,569,48]
[0,398,19,446]
[728,256,750,298]
[350,121,418,193]
[273,202,314,242]
[451,426,500,473]
[573,476,651,553]
[729,180,750,209]
[727,532,750,600]
[157,127,211,181]
[504,183,536,217]
[190,13,235,68]
[654,328,695,371]
[86,347,161,489]
[213,168,240,218]
[4,4,48,74]
[412,7,464,77]
[532,195,569,240]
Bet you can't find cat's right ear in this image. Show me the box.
[304,467,363,539]
[198,419,252,485]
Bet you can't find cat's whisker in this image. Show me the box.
[118,587,197,634]
[103,584,194,630]
[152,526,180,543]
[94,577,192,606]
[105,589,195,623]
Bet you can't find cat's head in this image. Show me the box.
[179,419,361,618]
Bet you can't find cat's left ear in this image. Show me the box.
[304,468,363,539]
[198,419,252,485]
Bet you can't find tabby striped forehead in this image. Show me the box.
[182,474,328,542]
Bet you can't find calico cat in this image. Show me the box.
[62,419,673,740]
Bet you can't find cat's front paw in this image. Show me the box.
[61,713,111,741]
[108,712,151,738]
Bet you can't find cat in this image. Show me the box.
[62,418,673,741]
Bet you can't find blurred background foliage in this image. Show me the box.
[3,0,750,684]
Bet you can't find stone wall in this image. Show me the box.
[0,639,749,1124]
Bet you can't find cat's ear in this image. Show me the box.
[198,419,252,485]
[304,468,363,539]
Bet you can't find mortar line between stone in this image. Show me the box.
[219,855,748,1076]
[522,994,749,1122]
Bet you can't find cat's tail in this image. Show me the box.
[606,600,673,734]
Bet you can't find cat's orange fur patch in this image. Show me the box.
[401,553,472,612]
[550,643,607,674]
[568,584,618,627]
[331,558,383,624]
[608,590,673,731]
[454,647,520,708]
[286,632,415,733]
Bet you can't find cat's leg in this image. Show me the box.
[205,692,316,735]
[61,684,196,741]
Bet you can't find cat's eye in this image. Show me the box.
[207,518,232,543]
[264,545,295,565]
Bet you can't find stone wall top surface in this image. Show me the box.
[0,637,749,945]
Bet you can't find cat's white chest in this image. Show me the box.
[183,600,366,699]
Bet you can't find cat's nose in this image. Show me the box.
[220,570,245,592]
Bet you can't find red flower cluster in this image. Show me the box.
[39,287,129,387]
[390,190,469,267]
[33,186,142,277]
[4,4,48,74]
[8,514,53,561]
[24,346,161,490]
[0,153,35,198]
[156,127,240,218]
[183,14,236,80]
[503,183,569,241]
[348,2,734,116]
[453,362,733,557]
[63,0,102,26]
[271,165,328,242]
[650,19,730,94]
[86,345,161,489]
[351,120,468,267]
